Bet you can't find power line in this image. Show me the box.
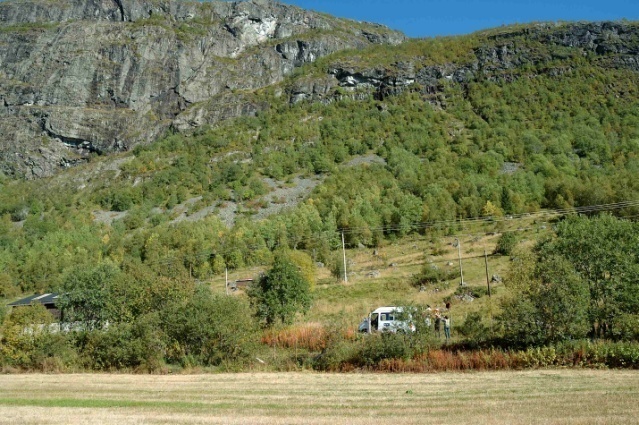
[338,199,639,235]
[110,200,639,272]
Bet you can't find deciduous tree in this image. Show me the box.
[248,251,312,326]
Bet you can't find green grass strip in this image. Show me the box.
[0,398,235,410]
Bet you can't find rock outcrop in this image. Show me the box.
[0,0,404,178]
[288,21,639,106]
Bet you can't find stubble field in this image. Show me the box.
[1,370,638,424]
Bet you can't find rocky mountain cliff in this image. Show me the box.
[288,21,639,106]
[0,0,404,178]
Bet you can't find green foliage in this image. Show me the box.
[329,251,346,281]
[500,215,639,347]
[0,273,18,298]
[412,264,459,288]
[287,250,317,291]
[4,41,639,293]
[358,332,414,365]
[57,263,122,328]
[312,322,361,371]
[458,312,490,344]
[315,332,416,370]
[516,340,639,369]
[455,285,489,299]
[0,303,7,326]
[3,22,639,369]
[494,232,518,256]
[161,287,258,367]
[316,305,435,370]
[611,314,639,341]
[0,305,76,370]
[248,251,312,326]
[313,337,361,371]
[500,252,590,347]
[76,314,165,371]
[537,215,639,339]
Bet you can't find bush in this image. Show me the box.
[357,332,414,366]
[312,322,359,371]
[457,312,490,344]
[77,314,165,372]
[454,285,489,299]
[0,305,77,371]
[248,251,312,326]
[287,250,317,291]
[0,273,18,298]
[494,232,518,256]
[411,264,459,288]
[314,338,362,372]
[161,287,259,367]
[329,252,346,281]
[0,302,8,326]
[610,313,639,341]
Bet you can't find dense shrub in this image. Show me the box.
[248,251,312,326]
[494,232,518,256]
[314,338,363,372]
[454,285,489,299]
[612,314,639,341]
[329,252,346,281]
[0,273,18,299]
[457,312,490,344]
[357,332,414,365]
[315,340,639,372]
[412,264,459,288]
[0,305,77,371]
[161,287,259,367]
[0,302,7,325]
[76,314,165,371]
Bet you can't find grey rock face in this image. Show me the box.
[0,0,404,178]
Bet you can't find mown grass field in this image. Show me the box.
[1,370,638,424]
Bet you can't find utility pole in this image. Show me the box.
[225,267,229,295]
[341,231,348,283]
[453,237,464,286]
[484,248,491,297]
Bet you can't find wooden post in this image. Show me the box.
[484,248,491,297]
[341,231,348,283]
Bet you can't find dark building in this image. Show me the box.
[8,293,62,320]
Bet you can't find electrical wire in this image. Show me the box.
[139,199,638,271]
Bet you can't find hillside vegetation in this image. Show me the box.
[2,20,639,371]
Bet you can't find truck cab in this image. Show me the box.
[358,306,415,333]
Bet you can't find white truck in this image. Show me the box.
[358,306,415,334]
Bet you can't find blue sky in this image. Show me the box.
[282,0,639,38]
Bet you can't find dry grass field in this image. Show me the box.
[211,224,532,328]
[1,370,638,424]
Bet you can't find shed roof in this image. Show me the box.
[8,293,60,307]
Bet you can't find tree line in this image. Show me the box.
[1,215,639,371]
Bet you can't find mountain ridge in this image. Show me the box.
[0,0,404,178]
[4,2,638,180]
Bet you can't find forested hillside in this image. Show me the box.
[2,20,639,293]
[2,16,639,371]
